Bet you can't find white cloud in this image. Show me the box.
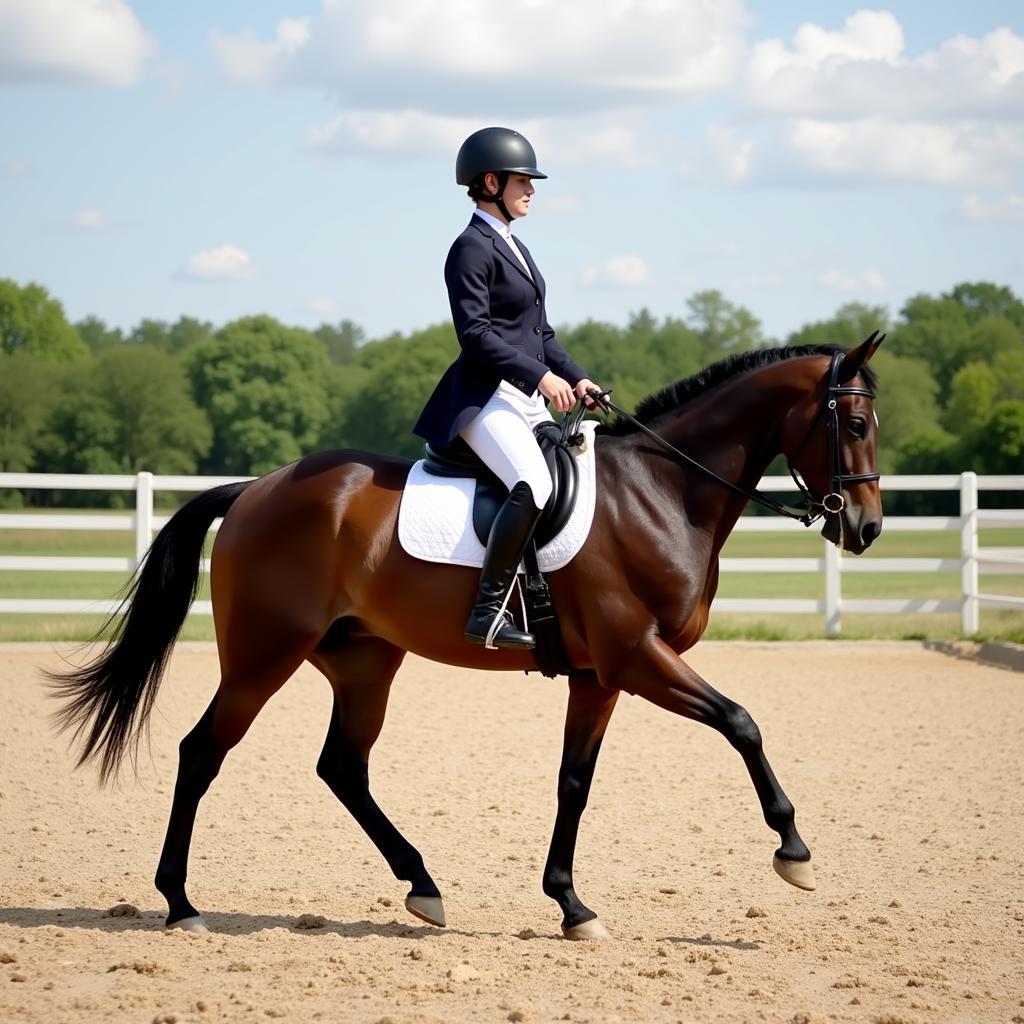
[0,0,154,86]
[788,117,980,184]
[581,254,650,288]
[182,244,255,282]
[958,193,1024,224]
[819,268,887,293]
[306,109,476,157]
[305,295,337,315]
[707,123,755,183]
[748,15,1024,119]
[213,0,747,115]
[307,108,649,168]
[210,17,311,84]
[741,14,1024,185]
[71,208,106,230]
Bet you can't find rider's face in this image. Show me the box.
[502,175,535,218]
[483,172,535,219]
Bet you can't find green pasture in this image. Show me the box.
[1,513,1021,643]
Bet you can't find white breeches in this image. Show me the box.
[460,381,554,510]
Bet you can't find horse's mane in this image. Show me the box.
[597,344,879,437]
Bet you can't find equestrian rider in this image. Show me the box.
[414,127,601,651]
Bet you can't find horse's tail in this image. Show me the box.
[49,480,253,783]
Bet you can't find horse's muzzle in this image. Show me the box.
[822,506,882,554]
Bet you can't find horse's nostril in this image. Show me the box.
[861,519,881,547]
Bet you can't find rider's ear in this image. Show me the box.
[838,331,885,383]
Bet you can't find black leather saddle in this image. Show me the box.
[422,421,580,548]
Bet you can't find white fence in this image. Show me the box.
[1,471,1022,636]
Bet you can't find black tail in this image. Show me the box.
[48,480,253,783]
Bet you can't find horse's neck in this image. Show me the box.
[638,368,807,552]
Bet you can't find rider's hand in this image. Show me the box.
[538,371,575,413]
[575,378,606,410]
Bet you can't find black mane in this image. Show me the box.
[597,344,878,436]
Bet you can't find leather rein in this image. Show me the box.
[569,352,879,528]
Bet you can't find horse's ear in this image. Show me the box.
[838,330,885,383]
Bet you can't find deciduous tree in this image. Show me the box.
[0,279,88,362]
[45,345,211,475]
[188,315,332,473]
[0,351,58,474]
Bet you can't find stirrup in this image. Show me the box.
[464,611,535,650]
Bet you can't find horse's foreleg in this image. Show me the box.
[542,672,619,939]
[616,636,814,890]
[311,639,445,927]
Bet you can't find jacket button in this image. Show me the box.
[534,298,540,306]
[514,379,526,389]
[533,326,541,334]
[536,354,543,361]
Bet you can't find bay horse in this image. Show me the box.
[52,336,883,940]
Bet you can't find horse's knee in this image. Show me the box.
[722,704,762,752]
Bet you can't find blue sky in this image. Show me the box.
[1,0,1021,343]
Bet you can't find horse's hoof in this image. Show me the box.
[169,914,209,934]
[773,854,816,891]
[561,917,612,941]
[405,895,446,928]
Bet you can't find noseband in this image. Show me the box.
[585,352,879,527]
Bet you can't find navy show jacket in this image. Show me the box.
[413,215,588,447]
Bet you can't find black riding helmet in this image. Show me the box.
[456,127,546,222]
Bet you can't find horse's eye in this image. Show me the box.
[850,417,866,439]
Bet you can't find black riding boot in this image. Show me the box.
[464,482,543,649]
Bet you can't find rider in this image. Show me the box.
[414,127,602,651]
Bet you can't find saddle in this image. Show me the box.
[421,417,587,678]
[422,421,580,548]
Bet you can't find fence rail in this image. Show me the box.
[1,471,1022,636]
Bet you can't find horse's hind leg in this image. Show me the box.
[155,637,316,931]
[309,636,445,927]
[614,636,814,891]
[543,672,619,940]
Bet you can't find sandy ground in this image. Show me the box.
[1,641,1022,1024]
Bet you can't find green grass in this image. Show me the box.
[1,512,1020,643]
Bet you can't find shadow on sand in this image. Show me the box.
[0,906,498,940]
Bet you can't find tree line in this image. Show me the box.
[1,277,1022,509]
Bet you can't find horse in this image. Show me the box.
[51,335,884,940]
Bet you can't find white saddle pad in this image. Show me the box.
[398,421,599,572]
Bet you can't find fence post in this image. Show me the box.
[960,470,979,636]
[135,471,154,569]
[824,540,841,637]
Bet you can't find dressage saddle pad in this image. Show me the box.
[398,421,599,571]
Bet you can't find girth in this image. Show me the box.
[422,421,580,549]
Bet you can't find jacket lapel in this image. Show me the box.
[469,216,541,294]
[515,239,545,299]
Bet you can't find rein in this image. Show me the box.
[577,353,879,528]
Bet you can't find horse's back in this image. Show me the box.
[221,448,411,532]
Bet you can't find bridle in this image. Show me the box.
[568,352,879,528]
[785,351,880,522]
